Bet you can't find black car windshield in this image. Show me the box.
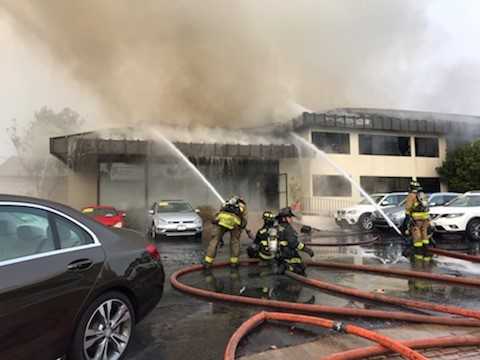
[447,195,480,207]
[83,208,118,217]
[157,201,193,213]
[359,195,384,205]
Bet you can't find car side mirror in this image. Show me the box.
[148,209,154,215]
[430,202,436,207]
[121,212,127,217]
[381,201,390,206]
[195,209,200,214]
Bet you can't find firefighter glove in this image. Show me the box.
[304,246,314,257]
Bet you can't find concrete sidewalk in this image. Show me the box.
[241,324,480,359]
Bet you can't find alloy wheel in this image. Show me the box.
[471,222,480,241]
[362,216,373,231]
[83,299,132,360]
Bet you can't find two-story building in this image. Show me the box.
[49,108,480,225]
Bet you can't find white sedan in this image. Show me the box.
[430,193,480,240]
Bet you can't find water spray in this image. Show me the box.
[151,130,225,204]
[291,133,402,236]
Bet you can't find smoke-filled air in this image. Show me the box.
[0,0,461,128]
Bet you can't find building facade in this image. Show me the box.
[49,108,480,223]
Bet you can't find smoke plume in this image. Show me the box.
[1,1,431,127]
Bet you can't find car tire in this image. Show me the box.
[467,219,480,241]
[195,232,203,242]
[68,291,136,360]
[358,213,373,232]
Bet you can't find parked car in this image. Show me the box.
[372,192,460,231]
[81,205,126,228]
[0,194,164,360]
[335,192,408,231]
[149,199,203,240]
[430,192,480,241]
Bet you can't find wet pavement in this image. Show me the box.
[126,230,480,360]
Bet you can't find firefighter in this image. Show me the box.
[276,207,314,275]
[405,180,431,261]
[203,196,247,269]
[247,210,277,264]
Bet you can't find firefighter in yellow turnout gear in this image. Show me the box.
[405,181,431,261]
[203,196,247,269]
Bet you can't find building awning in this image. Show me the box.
[50,132,298,166]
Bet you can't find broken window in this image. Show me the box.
[359,134,411,156]
[311,131,350,154]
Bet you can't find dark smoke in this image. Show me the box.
[1,1,429,127]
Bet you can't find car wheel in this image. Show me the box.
[69,291,135,360]
[195,232,203,242]
[358,213,373,231]
[467,219,480,241]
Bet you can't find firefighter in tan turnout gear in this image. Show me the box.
[405,180,431,261]
[203,196,248,269]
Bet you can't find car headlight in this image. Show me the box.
[113,222,123,228]
[195,217,203,225]
[347,210,357,214]
[442,213,464,218]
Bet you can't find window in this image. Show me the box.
[381,194,407,206]
[359,134,411,156]
[415,137,439,157]
[313,175,352,197]
[360,176,411,194]
[418,177,441,193]
[447,196,480,207]
[156,201,193,213]
[0,206,55,262]
[53,215,93,249]
[429,194,457,207]
[311,132,350,154]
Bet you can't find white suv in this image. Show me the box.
[430,193,480,241]
[335,192,408,231]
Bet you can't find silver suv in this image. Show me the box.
[149,200,203,240]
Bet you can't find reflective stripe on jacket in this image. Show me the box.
[216,211,241,230]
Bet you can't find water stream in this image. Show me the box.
[291,133,402,236]
[151,130,225,204]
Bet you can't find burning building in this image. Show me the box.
[49,108,480,228]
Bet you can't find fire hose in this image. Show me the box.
[224,312,428,360]
[429,247,480,263]
[321,335,480,360]
[171,260,480,358]
[305,235,379,247]
[305,260,480,287]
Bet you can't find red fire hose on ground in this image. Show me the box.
[224,311,428,360]
[321,335,480,360]
[170,261,480,327]
[306,260,480,287]
[429,247,480,263]
[170,260,480,359]
[287,270,480,320]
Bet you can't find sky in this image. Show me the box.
[1,1,480,161]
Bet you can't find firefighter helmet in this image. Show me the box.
[262,210,275,225]
[409,180,421,192]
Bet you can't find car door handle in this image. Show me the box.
[68,259,93,271]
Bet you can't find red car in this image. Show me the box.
[81,205,126,228]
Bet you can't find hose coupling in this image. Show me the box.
[333,321,346,333]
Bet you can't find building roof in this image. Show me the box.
[291,108,480,136]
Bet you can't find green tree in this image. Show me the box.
[437,140,480,192]
[7,107,83,197]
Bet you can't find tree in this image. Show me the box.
[437,140,480,192]
[7,107,83,198]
